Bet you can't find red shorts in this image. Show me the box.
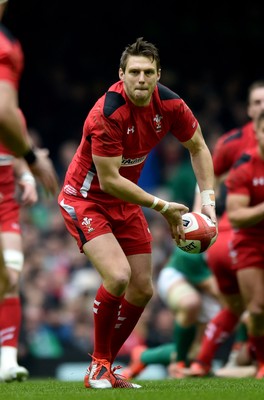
[229,235,264,271]
[206,228,239,295]
[58,193,152,255]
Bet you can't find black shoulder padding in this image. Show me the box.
[233,153,251,168]
[223,129,242,144]
[157,82,180,100]
[103,92,126,117]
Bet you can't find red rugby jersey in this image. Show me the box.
[213,121,257,177]
[62,81,198,205]
[226,147,264,235]
[212,121,257,231]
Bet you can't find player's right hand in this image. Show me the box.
[161,202,189,244]
[29,148,59,197]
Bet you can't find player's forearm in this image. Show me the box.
[190,149,216,224]
[228,202,264,228]
[99,174,166,209]
[190,148,215,192]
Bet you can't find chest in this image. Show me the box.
[122,108,168,156]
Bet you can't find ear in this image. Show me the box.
[157,69,161,81]
[119,68,124,81]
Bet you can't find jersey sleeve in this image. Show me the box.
[213,128,245,177]
[169,100,198,142]
[85,108,124,157]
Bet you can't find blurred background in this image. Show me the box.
[2,0,264,379]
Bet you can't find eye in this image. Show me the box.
[130,70,139,75]
[145,70,155,77]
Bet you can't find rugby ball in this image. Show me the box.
[178,212,217,254]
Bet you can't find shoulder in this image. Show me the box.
[216,127,243,147]
[156,82,181,101]
[156,83,194,122]
[216,121,254,147]
[227,151,254,186]
[98,81,125,118]
[232,152,252,170]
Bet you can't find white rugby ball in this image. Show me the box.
[178,212,217,254]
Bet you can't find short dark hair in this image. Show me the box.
[119,37,161,72]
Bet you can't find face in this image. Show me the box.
[247,87,264,123]
[119,55,161,107]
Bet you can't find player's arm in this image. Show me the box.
[0,82,32,156]
[0,85,59,195]
[226,193,264,228]
[181,125,216,223]
[192,175,225,213]
[92,153,189,243]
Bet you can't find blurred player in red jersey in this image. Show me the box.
[225,110,264,379]
[0,0,58,297]
[0,0,58,381]
[58,37,216,389]
[179,81,264,378]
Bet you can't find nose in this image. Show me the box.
[138,71,145,82]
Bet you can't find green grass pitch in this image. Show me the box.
[0,378,264,400]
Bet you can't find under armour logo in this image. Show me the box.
[127,126,135,134]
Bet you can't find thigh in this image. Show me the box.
[1,231,22,251]
[236,268,264,307]
[83,233,130,279]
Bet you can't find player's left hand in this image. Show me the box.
[18,179,38,206]
[161,202,189,244]
[29,148,59,197]
[201,204,217,226]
